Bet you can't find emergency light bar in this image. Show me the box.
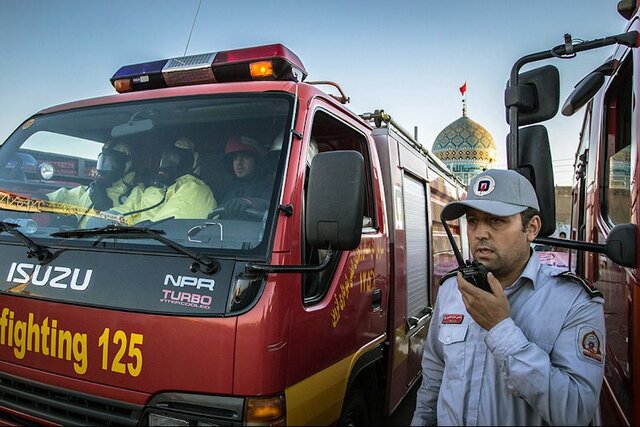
[110,44,308,93]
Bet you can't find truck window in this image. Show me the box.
[601,56,632,226]
[302,110,375,304]
[0,94,294,315]
[571,105,592,273]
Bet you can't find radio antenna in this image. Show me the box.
[184,0,203,56]
[441,213,466,266]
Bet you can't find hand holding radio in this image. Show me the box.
[440,212,511,329]
[459,260,492,293]
[456,271,510,330]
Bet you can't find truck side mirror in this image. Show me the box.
[509,125,556,237]
[562,72,605,116]
[562,71,604,116]
[606,223,638,268]
[306,151,364,251]
[618,0,637,19]
[562,59,619,116]
[505,65,560,126]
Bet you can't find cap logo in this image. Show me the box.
[473,176,495,197]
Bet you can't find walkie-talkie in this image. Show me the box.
[441,213,492,294]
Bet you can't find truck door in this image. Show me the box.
[590,51,635,426]
[285,105,388,425]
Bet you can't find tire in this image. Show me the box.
[339,386,370,426]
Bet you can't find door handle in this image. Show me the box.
[406,307,433,332]
[371,288,382,311]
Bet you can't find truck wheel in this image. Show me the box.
[339,386,370,426]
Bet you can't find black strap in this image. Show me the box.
[117,178,138,205]
[122,185,167,217]
[554,271,604,299]
[439,269,458,286]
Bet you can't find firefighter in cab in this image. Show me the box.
[47,141,140,226]
[112,137,215,223]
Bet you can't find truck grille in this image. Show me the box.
[0,372,142,426]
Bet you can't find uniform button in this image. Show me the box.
[445,335,451,343]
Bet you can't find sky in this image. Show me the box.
[0,0,628,186]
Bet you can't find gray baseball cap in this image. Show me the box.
[441,169,540,220]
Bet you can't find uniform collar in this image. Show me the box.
[505,251,540,291]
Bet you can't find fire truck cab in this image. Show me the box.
[0,44,465,425]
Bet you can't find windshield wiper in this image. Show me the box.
[0,221,54,262]
[51,224,219,275]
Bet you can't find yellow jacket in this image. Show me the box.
[115,174,215,224]
[47,172,138,227]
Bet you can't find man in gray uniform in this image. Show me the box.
[411,169,605,426]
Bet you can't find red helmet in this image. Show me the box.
[224,136,263,158]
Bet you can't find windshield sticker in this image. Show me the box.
[0,190,132,226]
[6,262,93,291]
[160,290,212,310]
[164,274,215,291]
[0,307,144,377]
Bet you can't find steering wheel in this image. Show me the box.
[207,206,265,221]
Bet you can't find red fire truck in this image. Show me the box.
[0,44,465,425]
[503,1,640,424]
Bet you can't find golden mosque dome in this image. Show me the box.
[432,107,497,186]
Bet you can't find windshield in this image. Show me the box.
[0,94,292,257]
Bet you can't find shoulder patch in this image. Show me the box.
[576,326,604,364]
[554,271,604,299]
[439,269,458,286]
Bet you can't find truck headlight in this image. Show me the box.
[143,392,243,426]
[39,162,54,180]
[143,392,285,426]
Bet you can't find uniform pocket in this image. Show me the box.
[438,324,468,379]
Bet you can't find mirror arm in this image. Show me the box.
[510,31,639,85]
[512,32,639,77]
[245,250,334,273]
[534,236,606,254]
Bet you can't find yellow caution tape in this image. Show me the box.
[0,190,133,226]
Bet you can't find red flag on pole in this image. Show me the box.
[459,82,467,96]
